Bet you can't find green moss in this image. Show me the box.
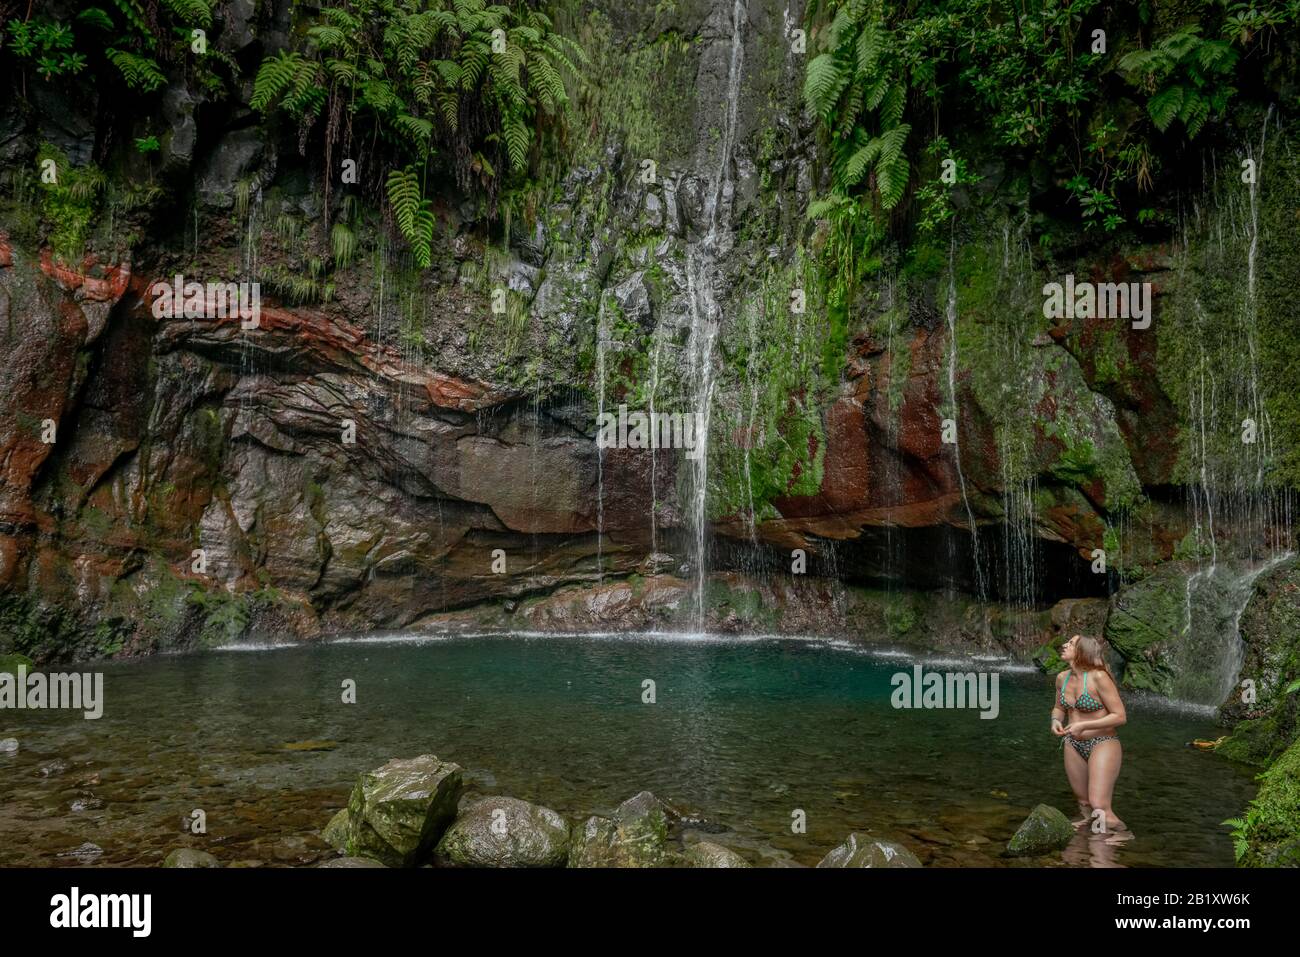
[1230,736,1300,867]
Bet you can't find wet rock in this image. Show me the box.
[317,856,386,868]
[434,796,570,868]
[569,790,674,868]
[38,759,70,777]
[683,841,750,868]
[817,833,921,868]
[59,842,103,864]
[322,808,350,852]
[163,848,220,868]
[1105,563,1187,693]
[0,738,17,753]
[1006,804,1074,857]
[344,755,464,868]
[196,127,270,208]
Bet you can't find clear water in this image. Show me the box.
[0,634,1254,867]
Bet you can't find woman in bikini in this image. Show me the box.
[1050,634,1128,837]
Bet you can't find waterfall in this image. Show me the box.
[684,0,747,631]
[1170,552,1293,706]
[943,236,987,599]
[595,296,608,581]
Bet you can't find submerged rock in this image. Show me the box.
[344,755,464,868]
[569,790,675,868]
[0,738,17,753]
[1006,804,1074,857]
[58,842,103,864]
[317,856,386,868]
[434,796,570,868]
[683,841,751,868]
[817,833,921,868]
[163,848,220,868]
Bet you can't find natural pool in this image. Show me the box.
[0,633,1255,867]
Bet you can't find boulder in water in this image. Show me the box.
[322,808,350,852]
[0,738,17,753]
[684,841,751,868]
[569,791,675,867]
[1006,804,1074,857]
[434,796,570,867]
[344,755,464,868]
[817,833,921,868]
[163,848,219,868]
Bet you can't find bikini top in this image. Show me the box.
[1061,671,1104,711]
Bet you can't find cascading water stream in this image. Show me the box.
[943,236,987,599]
[684,0,747,632]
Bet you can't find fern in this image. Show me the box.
[160,0,212,28]
[106,48,165,92]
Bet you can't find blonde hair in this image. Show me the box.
[1071,634,1113,678]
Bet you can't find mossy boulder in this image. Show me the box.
[569,790,674,867]
[1235,735,1300,867]
[683,840,751,868]
[1105,564,1186,693]
[321,808,350,852]
[344,755,464,868]
[1218,557,1300,766]
[816,833,921,868]
[433,796,570,868]
[162,848,220,868]
[1006,804,1074,857]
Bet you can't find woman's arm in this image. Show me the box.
[1069,670,1127,733]
[1051,671,1067,735]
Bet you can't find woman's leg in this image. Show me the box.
[1085,739,1126,832]
[1063,740,1091,826]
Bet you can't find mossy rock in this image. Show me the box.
[1236,736,1300,867]
[162,848,220,868]
[1006,804,1074,857]
[0,653,34,676]
[569,790,674,867]
[683,840,751,868]
[1104,564,1186,694]
[434,796,570,868]
[344,755,464,868]
[816,832,921,868]
[316,856,386,868]
[1219,557,1300,765]
[321,808,350,852]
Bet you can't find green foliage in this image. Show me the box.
[804,0,911,213]
[1118,25,1238,138]
[4,18,86,80]
[35,145,105,261]
[252,0,587,264]
[106,47,166,91]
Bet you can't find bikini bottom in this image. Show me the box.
[1066,735,1118,761]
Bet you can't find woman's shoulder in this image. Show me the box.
[1055,669,1069,687]
[1088,667,1116,688]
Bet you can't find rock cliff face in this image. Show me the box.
[0,0,1296,671]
